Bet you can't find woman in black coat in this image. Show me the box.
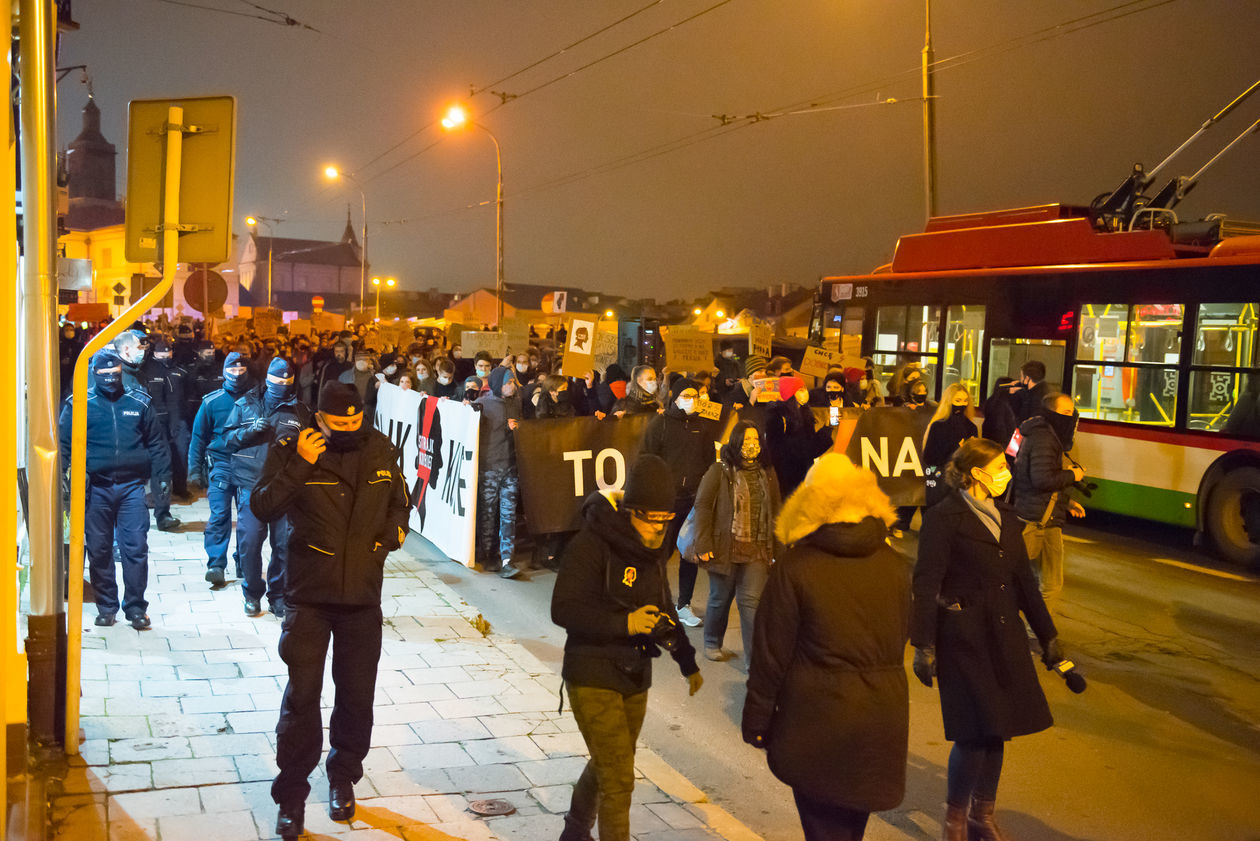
[922,383,979,507]
[743,453,910,841]
[911,437,1061,841]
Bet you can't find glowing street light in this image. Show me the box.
[323,165,368,311]
[441,103,505,326]
[371,275,396,320]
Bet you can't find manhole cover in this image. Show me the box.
[468,798,516,817]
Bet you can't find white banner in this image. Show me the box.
[374,383,480,567]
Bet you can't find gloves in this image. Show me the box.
[742,727,766,749]
[686,671,704,697]
[250,416,273,433]
[912,646,937,688]
[1041,637,1063,668]
[187,468,205,491]
[627,605,662,636]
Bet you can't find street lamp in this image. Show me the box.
[922,0,938,222]
[323,165,368,313]
[245,215,282,309]
[441,104,505,327]
[371,275,396,321]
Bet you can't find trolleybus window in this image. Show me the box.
[942,305,985,404]
[1072,303,1182,426]
[875,305,939,399]
[1189,303,1260,434]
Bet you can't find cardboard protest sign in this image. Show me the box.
[695,396,723,420]
[663,327,713,372]
[253,308,282,339]
[501,319,532,354]
[288,318,311,337]
[593,329,619,372]
[799,345,845,378]
[311,311,345,334]
[363,330,384,352]
[749,321,773,359]
[840,334,863,364]
[561,317,597,378]
[461,330,508,359]
[218,317,247,337]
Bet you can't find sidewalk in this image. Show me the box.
[49,495,764,841]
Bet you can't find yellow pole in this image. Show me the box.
[64,104,184,753]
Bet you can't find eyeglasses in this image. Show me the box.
[631,510,675,524]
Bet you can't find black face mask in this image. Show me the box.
[1046,410,1079,449]
[96,370,123,398]
[826,390,843,402]
[324,426,367,452]
[951,404,967,416]
[464,387,480,402]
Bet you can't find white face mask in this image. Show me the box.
[516,363,529,374]
[476,366,492,378]
[678,397,695,414]
[437,375,452,385]
[642,379,658,395]
[355,359,369,372]
[384,364,397,376]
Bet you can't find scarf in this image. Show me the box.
[961,490,1002,541]
[732,464,771,562]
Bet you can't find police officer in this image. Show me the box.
[141,335,190,524]
[185,340,223,432]
[188,351,255,587]
[551,453,704,841]
[252,382,409,839]
[222,358,311,618]
[59,348,171,629]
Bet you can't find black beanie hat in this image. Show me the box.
[318,382,364,417]
[669,377,700,404]
[622,454,675,513]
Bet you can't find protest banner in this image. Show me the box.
[799,345,845,378]
[374,383,480,567]
[363,329,383,352]
[514,414,653,533]
[462,330,508,359]
[830,406,931,506]
[288,318,311,337]
[749,321,773,359]
[663,327,713,372]
[253,308,282,339]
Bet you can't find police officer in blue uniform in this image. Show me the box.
[188,351,255,587]
[59,348,171,629]
[140,335,190,526]
[222,358,311,618]
[252,382,409,839]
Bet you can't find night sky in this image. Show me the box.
[59,1,1260,302]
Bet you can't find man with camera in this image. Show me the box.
[1010,391,1087,613]
[552,453,704,841]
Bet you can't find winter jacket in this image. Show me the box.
[59,388,171,485]
[185,362,223,425]
[551,490,700,695]
[912,491,1056,742]
[743,518,909,811]
[640,407,715,500]
[189,387,245,483]
[692,460,782,574]
[474,387,521,473]
[764,400,833,497]
[138,357,187,435]
[980,389,1018,449]
[922,412,977,507]
[1010,415,1075,527]
[222,389,313,490]
[250,427,410,606]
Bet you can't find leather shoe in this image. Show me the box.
[269,598,286,620]
[94,613,116,627]
[156,514,181,531]
[243,598,262,617]
[329,781,355,821]
[275,802,304,838]
[205,568,226,589]
[126,613,151,630]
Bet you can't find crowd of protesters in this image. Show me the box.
[59,312,1083,841]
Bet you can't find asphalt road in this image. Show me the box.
[407,510,1260,841]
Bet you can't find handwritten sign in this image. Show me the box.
[502,319,532,354]
[218,317,247,337]
[664,327,713,372]
[799,345,845,378]
[462,330,508,359]
[311,311,346,335]
[254,308,283,339]
[840,334,862,365]
[749,321,773,359]
[593,329,619,372]
[288,318,311,337]
[695,397,722,420]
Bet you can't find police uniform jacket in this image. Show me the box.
[189,387,247,483]
[58,388,171,485]
[139,358,187,435]
[222,390,313,490]
[911,491,1056,742]
[551,490,700,696]
[250,427,410,606]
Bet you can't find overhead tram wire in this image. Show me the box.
[150,0,317,26]
[504,0,1185,201]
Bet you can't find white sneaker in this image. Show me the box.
[676,606,702,627]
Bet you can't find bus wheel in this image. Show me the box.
[1204,466,1260,567]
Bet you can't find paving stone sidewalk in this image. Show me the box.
[48,496,763,841]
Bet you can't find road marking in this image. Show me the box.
[1063,535,1098,544]
[1148,556,1259,583]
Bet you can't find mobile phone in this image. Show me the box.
[829,406,840,427]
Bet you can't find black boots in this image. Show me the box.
[275,802,304,839]
[558,813,594,841]
[329,781,355,821]
[942,802,968,841]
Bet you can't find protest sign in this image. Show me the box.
[561,318,597,378]
[799,345,845,378]
[514,414,653,533]
[462,330,508,359]
[840,334,862,364]
[593,328,619,372]
[502,319,532,354]
[374,384,481,567]
[253,308,282,339]
[831,406,932,506]
[311,311,345,334]
[218,317,247,337]
[695,396,722,420]
[664,327,713,372]
[749,321,773,359]
[288,318,311,337]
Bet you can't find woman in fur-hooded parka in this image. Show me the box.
[743,453,911,822]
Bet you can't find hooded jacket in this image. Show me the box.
[552,490,699,695]
[611,367,660,416]
[1010,414,1076,527]
[640,382,714,499]
[250,426,410,606]
[742,454,909,811]
[474,367,521,471]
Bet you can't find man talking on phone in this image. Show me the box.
[251,382,410,839]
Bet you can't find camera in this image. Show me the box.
[650,612,679,651]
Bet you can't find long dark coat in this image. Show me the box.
[911,490,1056,742]
[743,517,910,812]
